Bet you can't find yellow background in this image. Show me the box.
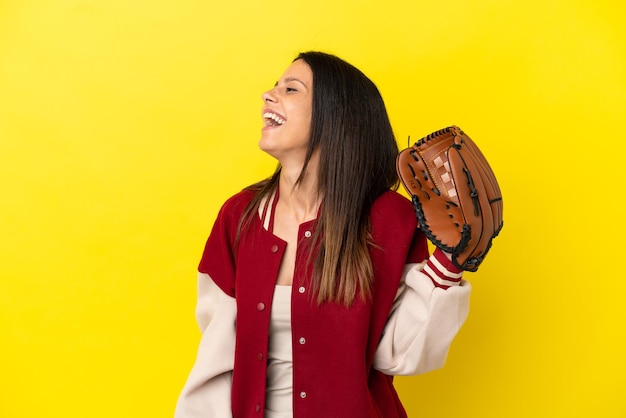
[1,0,625,417]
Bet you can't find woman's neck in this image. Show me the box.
[278,157,321,223]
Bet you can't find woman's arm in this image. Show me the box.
[174,272,236,418]
[373,249,471,376]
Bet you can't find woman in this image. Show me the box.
[175,51,471,418]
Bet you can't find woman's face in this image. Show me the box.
[259,59,313,165]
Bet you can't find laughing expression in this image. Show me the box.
[259,59,313,165]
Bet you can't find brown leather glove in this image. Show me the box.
[397,126,504,271]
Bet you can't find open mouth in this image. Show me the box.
[263,111,286,127]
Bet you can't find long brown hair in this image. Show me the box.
[240,51,398,306]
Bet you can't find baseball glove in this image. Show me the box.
[396,126,503,272]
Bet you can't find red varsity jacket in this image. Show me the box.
[198,189,428,417]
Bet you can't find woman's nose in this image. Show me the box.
[262,89,277,103]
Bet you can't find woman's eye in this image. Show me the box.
[286,87,297,92]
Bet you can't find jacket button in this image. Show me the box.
[258,352,264,361]
[270,245,279,253]
[299,337,306,344]
[255,404,261,412]
[257,302,265,311]
[304,230,312,238]
[300,391,307,399]
[298,286,305,294]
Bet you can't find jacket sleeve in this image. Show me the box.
[174,272,236,418]
[373,249,471,376]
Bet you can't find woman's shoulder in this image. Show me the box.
[369,190,418,240]
[214,187,258,224]
[222,187,256,209]
[369,190,426,262]
[371,190,417,222]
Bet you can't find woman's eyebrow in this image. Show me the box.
[284,77,309,89]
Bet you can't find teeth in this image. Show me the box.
[263,112,285,125]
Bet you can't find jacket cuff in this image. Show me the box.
[422,248,463,289]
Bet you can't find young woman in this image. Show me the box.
[175,51,471,418]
